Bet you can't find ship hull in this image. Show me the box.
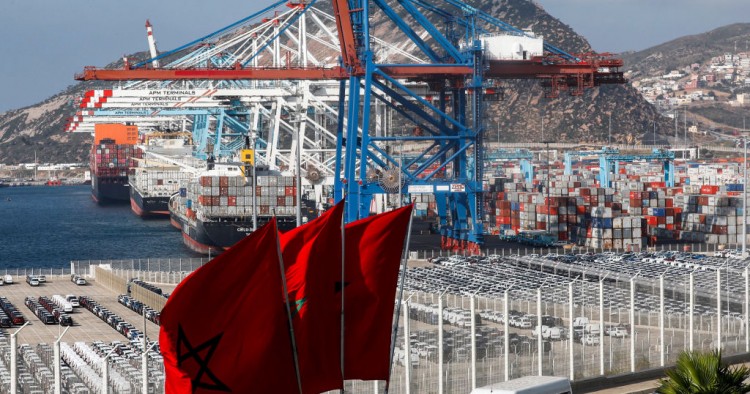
[130,187,170,218]
[91,176,129,204]
[180,206,316,255]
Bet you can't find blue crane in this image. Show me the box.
[485,149,534,182]
[563,147,619,175]
[599,149,675,188]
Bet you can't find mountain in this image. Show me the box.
[621,23,750,77]
[0,0,672,164]
[621,23,750,135]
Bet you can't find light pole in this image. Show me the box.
[608,112,612,145]
[54,326,71,394]
[102,347,118,394]
[296,117,303,227]
[143,341,158,394]
[10,322,29,394]
[737,137,748,257]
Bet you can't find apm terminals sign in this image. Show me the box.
[434,184,466,193]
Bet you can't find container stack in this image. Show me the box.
[679,192,748,245]
[186,175,297,218]
[131,167,193,197]
[412,194,436,218]
[91,139,142,177]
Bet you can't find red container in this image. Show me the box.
[700,185,719,195]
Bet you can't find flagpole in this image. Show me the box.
[273,214,304,394]
[385,206,414,394]
[340,202,346,393]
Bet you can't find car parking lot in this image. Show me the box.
[0,275,160,345]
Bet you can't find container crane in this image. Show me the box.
[485,149,534,182]
[75,0,626,253]
[599,149,675,188]
[563,147,619,175]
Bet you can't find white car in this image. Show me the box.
[582,334,600,346]
[517,317,532,329]
[3,275,12,284]
[610,327,629,338]
[66,295,80,307]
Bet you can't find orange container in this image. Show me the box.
[94,124,138,145]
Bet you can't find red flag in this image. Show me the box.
[159,219,299,393]
[280,201,345,394]
[342,205,412,380]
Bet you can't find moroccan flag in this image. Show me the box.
[159,219,299,393]
[342,205,413,380]
[280,201,345,394]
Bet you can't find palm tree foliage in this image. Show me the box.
[656,350,750,394]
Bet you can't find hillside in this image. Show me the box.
[621,23,750,77]
[0,0,672,164]
[621,23,750,135]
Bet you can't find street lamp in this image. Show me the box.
[54,326,71,394]
[737,137,748,258]
[10,321,30,394]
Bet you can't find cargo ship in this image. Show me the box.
[90,124,139,204]
[129,137,197,218]
[173,164,317,255]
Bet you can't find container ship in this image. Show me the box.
[172,164,317,255]
[129,136,197,218]
[90,124,139,204]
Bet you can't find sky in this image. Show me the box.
[0,0,749,113]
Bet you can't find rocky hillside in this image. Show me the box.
[621,23,750,77]
[620,23,750,134]
[0,0,672,164]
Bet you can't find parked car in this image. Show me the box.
[26,275,39,287]
[610,327,628,338]
[582,334,600,346]
[66,295,80,307]
[3,275,12,284]
[71,275,86,285]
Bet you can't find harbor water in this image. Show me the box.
[0,185,201,269]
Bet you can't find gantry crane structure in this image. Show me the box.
[563,147,619,175]
[599,149,675,188]
[76,0,625,252]
[485,149,534,182]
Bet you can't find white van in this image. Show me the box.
[471,376,571,394]
[584,323,601,335]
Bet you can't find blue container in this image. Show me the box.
[511,202,520,211]
[186,199,192,209]
[653,208,666,217]
[179,188,187,197]
[649,191,657,199]
[602,218,613,228]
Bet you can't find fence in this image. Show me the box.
[131,283,168,312]
[9,251,750,393]
[93,266,128,295]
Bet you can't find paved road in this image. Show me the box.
[0,275,159,345]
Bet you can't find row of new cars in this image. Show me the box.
[79,296,143,341]
[0,296,25,325]
[118,295,161,326]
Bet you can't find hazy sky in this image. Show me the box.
[1,0,748,113]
